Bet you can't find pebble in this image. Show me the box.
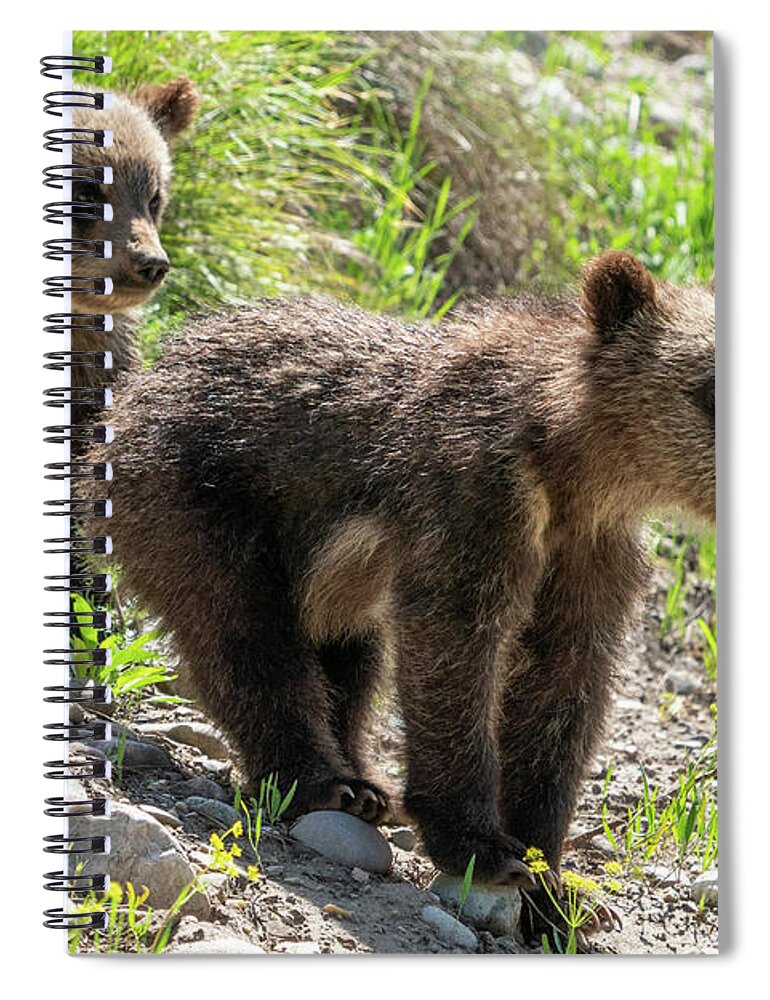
[278,941,320,954]
[615,697,643,711]
[141,721,230,760]
[429,874,522,937]
[175,775,230,802]
[350,867,370,884]
[69,800,210,918]
[421,905,478,951]
[389,826,418,851]
[138,803,182,829]
[589,835,616,857]
[185,796,238,829]
[200,757,231,778]
[290,811,392,873]
[690,871,718,907]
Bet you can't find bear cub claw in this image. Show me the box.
[284,775,391,825]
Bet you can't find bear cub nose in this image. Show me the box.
[135,254,170,286]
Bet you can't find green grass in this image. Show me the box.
[602,736,718,874]
[74,30,477,345]
[521,33,713,287]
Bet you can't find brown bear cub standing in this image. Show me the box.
[91,251,715,888]
[69,78,199,396]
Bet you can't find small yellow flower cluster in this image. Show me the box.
[208,821,253,879]
[563,870,600,895]
[524,846,551,874]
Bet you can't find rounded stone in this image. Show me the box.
[690,870,718,907]
[421,905,478,951]
[429,873,522,937]
[290,811,392,873]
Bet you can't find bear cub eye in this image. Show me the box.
[693,376,715,424]
[149,191,162,219]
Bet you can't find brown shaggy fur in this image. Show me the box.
[88,251,715,887]
[70,78,199,397]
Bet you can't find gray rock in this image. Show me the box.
[513,31,549,58]
[199,872,230,901]
[142,721,230,760]
[589,835,616,857]
[88,738,173,770]
[691,871,718,907]
[421,905,478,951]
[675,52,709,76]
[69,800,210,918]
[185,796,239,829]
[170,936,265,955]
[290,811,392,873]
[389,825,418,851]
[666,669,700,695]
[429,873,522,937]
[175,775,230,802]
[200,757,231,778]
[138,803,183,829]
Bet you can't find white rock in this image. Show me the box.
[429,873,522,937]
[279,941,321,954]
[290,811,392,873]
[421,905,478,951]
[691,871,718,907]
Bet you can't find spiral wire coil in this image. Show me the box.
[42,53,113,933]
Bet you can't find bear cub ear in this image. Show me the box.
[581,250,656,338]
[134,76,200,142]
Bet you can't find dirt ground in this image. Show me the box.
[72,545,717,956]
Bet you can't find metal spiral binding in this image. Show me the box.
[42,53,113,934]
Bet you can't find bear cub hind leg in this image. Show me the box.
[316,634,391,822]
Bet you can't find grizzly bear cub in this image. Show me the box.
[90,251,715,886]
[69,77,199,395]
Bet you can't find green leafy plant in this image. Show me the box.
[233,773,298,863]
[70,593,181,703]
[659,543,688,639]
[697,617,718,683]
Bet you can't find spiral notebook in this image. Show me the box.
[42,31,717,956]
